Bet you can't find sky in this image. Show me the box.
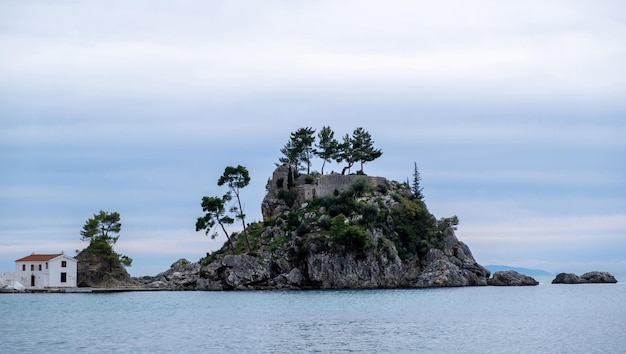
[1,0,625,277]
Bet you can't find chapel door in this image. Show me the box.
[31,275,35,287]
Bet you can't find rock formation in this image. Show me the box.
[487,270,538,286]
[552,271,617,284]
[76,246,138,288]
[140,229,490,291]
[140,166,495,290]
[0,279,26,292]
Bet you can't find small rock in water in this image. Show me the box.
[487,270,538,286]
[552,271,617,284]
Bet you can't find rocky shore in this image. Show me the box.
[135,227,492,291]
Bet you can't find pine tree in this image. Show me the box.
[218,165,252,253]
[338,133,355,175]
[412,162,424,200]
[351,127,382,174]
[80,210,132,269]
[314,126,340,174]
[279,127,316,174]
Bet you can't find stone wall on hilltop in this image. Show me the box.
[263,164,397,220]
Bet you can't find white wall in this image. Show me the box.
[15,261,49,289]
[0,272,15,281]
[48,256,77,288]
[15,255,77,289]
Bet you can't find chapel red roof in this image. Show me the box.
[15,254,63,262]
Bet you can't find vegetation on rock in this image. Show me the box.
[411,162,425,201]
[202,171,458,267]
[182,133,489,290]
[279,126,382,176]
[80,210,132,269]
[196,165,252,253]
[77,210,136,288]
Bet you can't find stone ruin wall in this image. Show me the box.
[270,164,389,202]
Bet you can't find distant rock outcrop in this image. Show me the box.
[487,270,538,286]
[76,246,138,288]
[552,271,617,284]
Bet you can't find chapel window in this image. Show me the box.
[61,261,67,268]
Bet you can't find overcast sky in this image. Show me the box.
[1,1,625,276]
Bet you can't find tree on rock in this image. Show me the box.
[218,165,252,253]
[314,126,340,174]
[279,139,299,174]
[337,127,382,175]
[279,127,316,174]
[351,127,382,174]
[80,210,132,270]
[338,133,356,175]
[411,162,424,200]
[195,195,235,254]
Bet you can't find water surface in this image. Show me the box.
[2,277,624,353]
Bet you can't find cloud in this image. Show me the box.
[2,1,625,101]
[458,213,626,271]
[461,214,626,242]
[1,1,625,277]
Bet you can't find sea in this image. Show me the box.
[1,275,624,354]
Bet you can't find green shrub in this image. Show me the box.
[278,189,298,207]
[361,204,379,225]
[304,175,315,184]
[263,217,276,227]
[287,211,301,229]
[387,197,441,259]
[379,236,398,259]
[347,178,368,198]
[287,167,295,188]
[317,215,332,230]
[330,214,370,252]
[296,222,311,236]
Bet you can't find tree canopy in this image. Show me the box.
[279,127,316,174]
[412,162,425,200]
[218,165,252,253]
[195,195,235,253]
[279,126,382,175]
[350,127,382,174]
[314,126,340,174]
[197,165,252,253]
[80,210,132,268]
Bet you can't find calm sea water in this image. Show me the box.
[1,276,625,353]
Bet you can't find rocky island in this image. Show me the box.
[78,127,551,290]
[134,164,495,290]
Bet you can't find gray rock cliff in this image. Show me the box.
[76,246,138,288]
[142,166,495,290]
